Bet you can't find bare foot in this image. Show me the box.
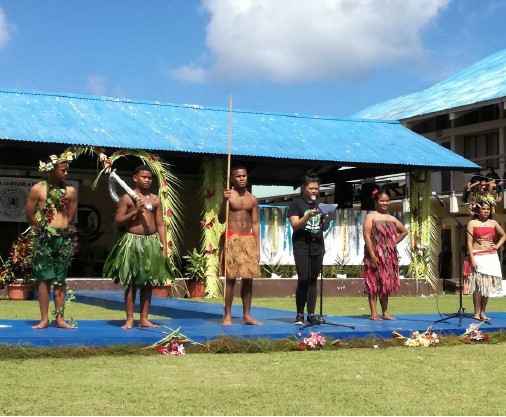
[121,318,135,330]
[369,315,382,321]
[139,319,159,328]
[473,314,481,320]
[382,314,396,321]
[56,320,77,329]
[32,320,49,329]
[222,316,233,326]
[243,317,262,325]
[480,314,491,321]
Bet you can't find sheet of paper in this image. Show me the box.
[318,203,338,214]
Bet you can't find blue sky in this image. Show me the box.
[1,0,506,118]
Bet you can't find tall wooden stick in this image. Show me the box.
[224,95,233,307]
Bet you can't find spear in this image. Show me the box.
[223,95,233,312]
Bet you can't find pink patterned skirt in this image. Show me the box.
[363,220,400,297]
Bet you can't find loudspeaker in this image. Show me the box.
[360,183,378,211]
[334,181,354,208]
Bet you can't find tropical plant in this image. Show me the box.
[408,170,438,288]
[200,159,226,296]
[182,248,208,282]
[0,233,35,285]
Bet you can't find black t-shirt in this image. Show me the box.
[287,195,324,255]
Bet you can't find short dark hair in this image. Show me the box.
[134,165,152,175]
[231,165,247,175]
[300,170,320,187]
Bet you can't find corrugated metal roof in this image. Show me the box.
[353,49,506,121]
[0,87,477,169]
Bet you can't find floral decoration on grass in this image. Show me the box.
[332,339,344,347]
[147,326,201,356]
[297,332,327,350]
[398,326,440,347]
[460,322,489,343]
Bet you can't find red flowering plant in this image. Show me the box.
[0,232,35,285]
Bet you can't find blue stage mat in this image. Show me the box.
[1,290,505,347]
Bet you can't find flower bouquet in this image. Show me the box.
[460,322,489,343]
[403,326,439,347]
[297,331,327,350]
[148,326,198,356]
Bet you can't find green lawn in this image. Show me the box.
[1,295,506,415]
[3,293,506,319]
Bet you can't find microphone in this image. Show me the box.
[431,191,445,207]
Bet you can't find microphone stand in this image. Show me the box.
[431,193,490,327]
[301,207,355,330]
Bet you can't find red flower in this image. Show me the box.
[483,334,490,341]
[200,218,216,229]
[205,189,216,199]
[156,345,168,355]
[167,241,174,249]
[298,342,306,351]
[163,178,168,186]
[166,209,173,218]
[462,337,471,343]
[204,245,215,255]
[149,155,158,161]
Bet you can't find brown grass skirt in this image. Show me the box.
[219,234,260,279]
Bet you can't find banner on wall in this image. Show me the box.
[259,205,410,267]
[0,177,79,223]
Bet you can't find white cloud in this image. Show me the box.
[172,0,449,83]
[86,75,107,95]
[170,64,208,83]
[0,8,13,47]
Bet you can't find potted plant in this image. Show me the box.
[0,233,36,300]
[182,248,207,299]
[152,258,177,298]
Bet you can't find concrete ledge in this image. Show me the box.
[227,277,441,298]
[66,277,441,298]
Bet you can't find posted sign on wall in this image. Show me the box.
[0,177,79,222]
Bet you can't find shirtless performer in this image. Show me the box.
[26,153,78,329]
[218,166,261,326]
[103,165,173,329]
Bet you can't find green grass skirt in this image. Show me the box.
[103,233,174,288]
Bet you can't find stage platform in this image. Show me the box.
[1,290,505,347]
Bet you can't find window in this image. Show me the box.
[464,132,499,168]
[441,141,451,192]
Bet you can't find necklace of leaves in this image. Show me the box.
[40,180,70,226]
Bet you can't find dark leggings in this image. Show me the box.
[294,252,323,315]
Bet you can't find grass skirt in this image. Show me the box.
[467,251,502,296]
[219,233,260,279]
[103,233,174,289]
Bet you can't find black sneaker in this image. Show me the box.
[293,314,304,325]
[306,314,321,325]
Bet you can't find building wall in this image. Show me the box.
[403,104,506,280]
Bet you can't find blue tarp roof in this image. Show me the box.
[0,87,477,170]
[353,49,506,121]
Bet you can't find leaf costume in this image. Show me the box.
[32,181,76,283]
[103,233,174,288]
